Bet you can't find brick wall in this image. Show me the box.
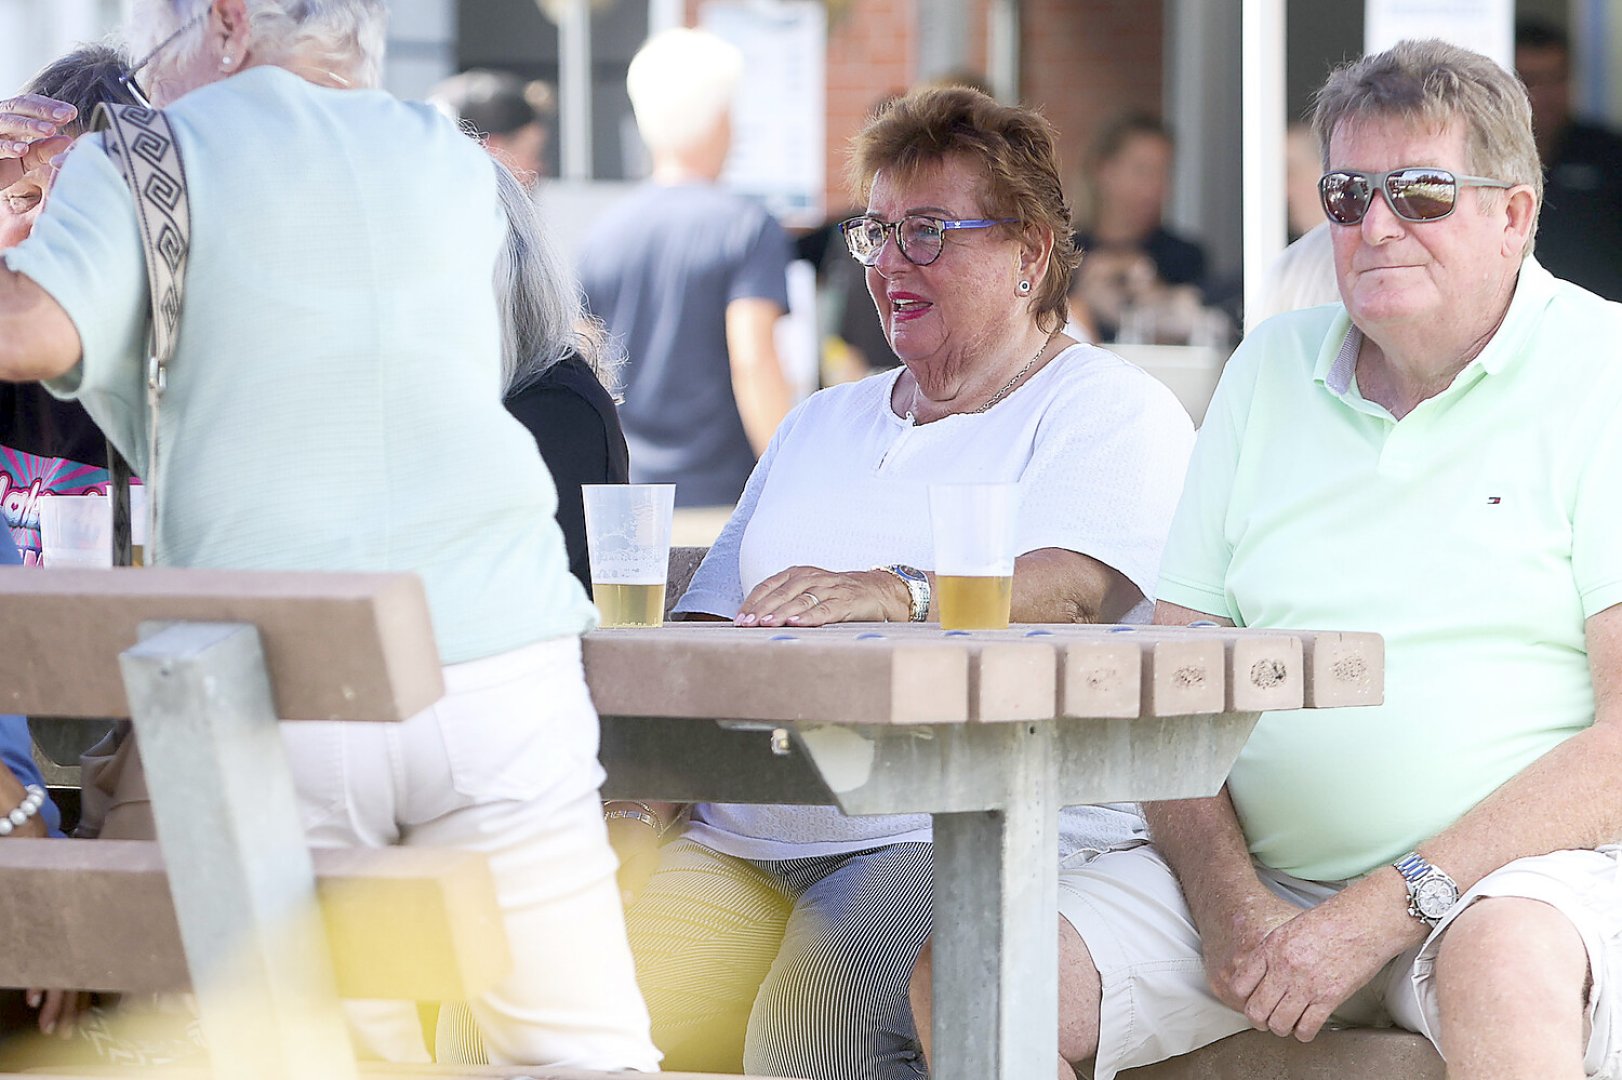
[1020,0,1165,224]
[818,0,1164,221]
[824,0,917,213]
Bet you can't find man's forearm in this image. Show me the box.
[1415,721,1622,892]
[1146,788,1277,932]
[0,267,78,382]
[732,362,792,456]
[725,297,792,456]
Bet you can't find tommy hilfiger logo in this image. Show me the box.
[1487,497,1502,505]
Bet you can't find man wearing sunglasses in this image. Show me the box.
[1044,39,1622,1080]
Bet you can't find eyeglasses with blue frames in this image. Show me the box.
[839,213,1018,267]
[1318,167,1514,226]
[118,11,207,109]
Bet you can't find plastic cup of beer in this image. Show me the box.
[583,484,676,628]
[37,485,149,568]
[38,495,111,568]
[929,482,1018,630]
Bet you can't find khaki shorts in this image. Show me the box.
[1057,843,1622,1080]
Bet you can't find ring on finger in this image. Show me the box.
[801,591,821,606]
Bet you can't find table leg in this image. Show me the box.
[929,722,1059,1080]
[121,621,356,1080]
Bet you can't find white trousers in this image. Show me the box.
[280,636,659,1071]
[1059,842,1622,1080]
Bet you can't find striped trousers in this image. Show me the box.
[627,837,933,1079]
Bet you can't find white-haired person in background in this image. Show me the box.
[0,0,656,1069]
[491,162,630,594]
[576,27,794,527]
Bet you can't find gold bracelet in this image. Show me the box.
[603,800,665,835]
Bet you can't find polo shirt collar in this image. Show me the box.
[1314,257,1559,400]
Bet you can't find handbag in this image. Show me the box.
[74,103,191,841]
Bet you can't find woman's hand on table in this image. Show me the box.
[0,95,76,189]
[736,566,911,627]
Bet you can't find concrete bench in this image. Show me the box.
[1121,1028,1443,1078]
[0,568,789,1080]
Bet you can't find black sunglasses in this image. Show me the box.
[1318,167,1513,225]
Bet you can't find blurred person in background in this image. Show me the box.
[1514,18,1622,301]
[430,68,556,188]
[491,161,629,595]
[1285,122,1326,241]
[0,0,656,1069]
[1071,112,1209,342]
[578,27,793,529]
[0,46,138,564]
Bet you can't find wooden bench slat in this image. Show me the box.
[0,569,444,721]
[0,840,506,1001]
[584,631,970,725]
[640,622,1383,718]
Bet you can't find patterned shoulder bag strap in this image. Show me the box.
[91,103,191,567]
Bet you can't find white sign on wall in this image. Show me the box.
[1365,0,1514,68]
[699,0,826,227]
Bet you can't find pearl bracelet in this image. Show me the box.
[0,784,46,836]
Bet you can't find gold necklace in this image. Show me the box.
[974,331,1059,413]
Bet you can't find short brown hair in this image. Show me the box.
[1312,38,1541,255]
[847,87,1079,334]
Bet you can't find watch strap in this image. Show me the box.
[874,564,930,622]
[1393,851,1431,884]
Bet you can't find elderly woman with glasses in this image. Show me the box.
[0,0,657,1070]
[614,86,1195,1080]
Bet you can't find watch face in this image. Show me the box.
[1414,877,1457,919]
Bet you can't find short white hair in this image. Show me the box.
[129,0,388,89]
[626,27,742,154]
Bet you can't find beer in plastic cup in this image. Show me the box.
[37,486,149,568]
[929,482,1018,630]
[39,495,110,568]
[583,484,676,627]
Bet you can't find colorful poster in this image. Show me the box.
[0,448,111,565]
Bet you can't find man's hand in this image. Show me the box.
[1238,886,1420,1041]
[0,95,76,191]
[1199,888,1301,1013]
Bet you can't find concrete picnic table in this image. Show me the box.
[581,621,1383,1080]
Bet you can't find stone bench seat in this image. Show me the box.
[1121,1027,1443,1079]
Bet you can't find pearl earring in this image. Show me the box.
[221,55,233,69]
[1017,279,1032,295]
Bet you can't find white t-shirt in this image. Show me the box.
[675,343,1197,860]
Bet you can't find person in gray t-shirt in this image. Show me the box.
[578,28,792,510]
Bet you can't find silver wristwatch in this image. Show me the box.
[1392,851,1460,927]
[875,564,930,622]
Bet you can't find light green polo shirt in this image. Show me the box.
[4,68,597,663]
[1158,259,1622,882]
